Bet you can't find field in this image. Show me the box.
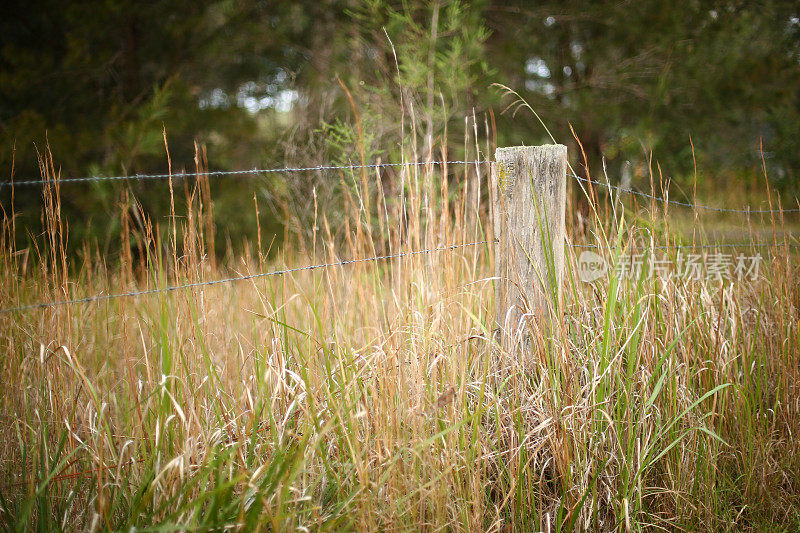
[1,145,800,531]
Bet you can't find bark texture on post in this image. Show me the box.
[493,145,567,345]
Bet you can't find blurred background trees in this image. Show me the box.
[2,0,799,259]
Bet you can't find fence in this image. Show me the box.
[2,144,799,490]
[1,147,798,323]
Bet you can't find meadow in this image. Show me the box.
[1,138,799,531]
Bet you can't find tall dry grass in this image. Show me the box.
[1,131,799,531]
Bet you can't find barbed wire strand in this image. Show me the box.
[0,161,480,187]
[0,240,488,314]
[3,159,798,214]
[570,173,800,213]
[568,242,800,251]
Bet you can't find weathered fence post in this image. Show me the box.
[493,144,567,348]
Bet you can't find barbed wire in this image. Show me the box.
[0,161,484,188]
[570,173,800,213]
[0,240,488,314]
[568,242,800,251]
[2,159,797,213]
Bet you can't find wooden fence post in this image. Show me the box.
[493,144,567,347]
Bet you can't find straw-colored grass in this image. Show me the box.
[1,138,799,532]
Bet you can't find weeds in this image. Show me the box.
[1,124,799,532]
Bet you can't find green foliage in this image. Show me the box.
[2,0,800,263]
[486,0,800,191]
[347,0,494,152]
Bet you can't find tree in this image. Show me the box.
[483,0,800,193]
[3,0,799,261]
[0,0,347,255]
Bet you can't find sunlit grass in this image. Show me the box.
[1,139,799,531]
